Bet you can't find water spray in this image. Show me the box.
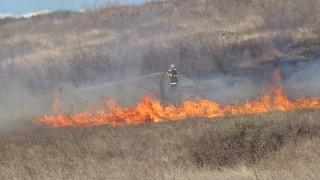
[62,72,164,94]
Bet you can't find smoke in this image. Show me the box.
[1,49,320,132]
[0,81,52,132]
[1,0,320,131]
[281,60,320,97]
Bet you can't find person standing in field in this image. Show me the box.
[167,64,178,90]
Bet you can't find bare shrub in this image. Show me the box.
[195,34,233,73]
[252,0,320,30]
[139,45,173,102]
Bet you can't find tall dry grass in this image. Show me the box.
[1,109,320,179]
[0,0,319,95]
[0,1,320,178]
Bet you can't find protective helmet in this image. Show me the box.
[171,64,176,69]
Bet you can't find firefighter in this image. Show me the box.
[167,64,178,90]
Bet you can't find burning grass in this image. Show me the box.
[2,1,320,178]
[34,69,320,128]
[1,109,320,179]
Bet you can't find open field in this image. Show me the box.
[1,109,320,179]
[0,0,319,124]
[1,0,320,179]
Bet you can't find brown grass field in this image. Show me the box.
[1,0,320,179]
[1,110,320,179]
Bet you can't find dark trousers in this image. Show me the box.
[170,84,178,91]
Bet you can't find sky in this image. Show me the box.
[0,0,153,15]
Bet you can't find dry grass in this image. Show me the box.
[1,0,319,62]
[0,0,319,95]
[1,0,319,93]
[1,109,320,179]
[1,1,320,179]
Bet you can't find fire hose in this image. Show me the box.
[61,69,204,95]
[74,72,164,93]
[176,69,204,87]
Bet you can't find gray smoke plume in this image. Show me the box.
[1,0,320,132]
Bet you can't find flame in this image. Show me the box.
[34,70,320,128]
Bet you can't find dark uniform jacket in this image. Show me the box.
[167,69,178,85]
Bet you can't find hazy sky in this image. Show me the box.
[0,0,153,15]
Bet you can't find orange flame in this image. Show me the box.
[34,70,320,128]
